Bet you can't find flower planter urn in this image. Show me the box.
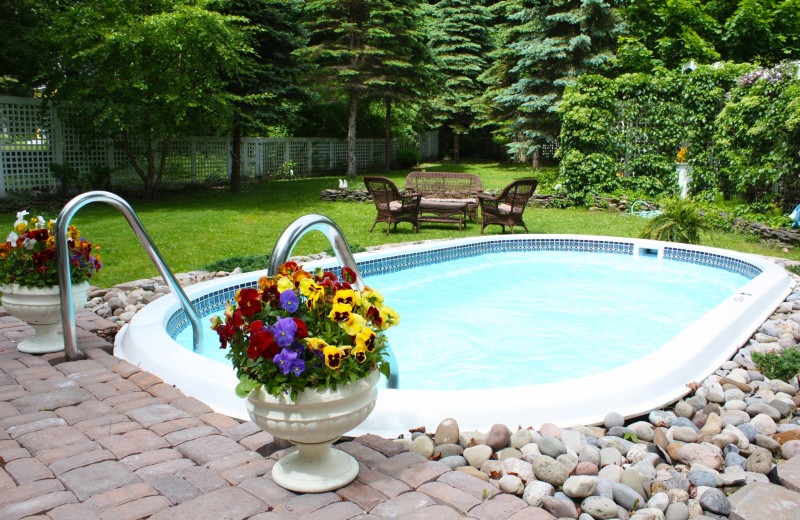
[676,162,692,199]
[245,370,380,493]
[0,282,89,353]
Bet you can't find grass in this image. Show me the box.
[2,160,798,288]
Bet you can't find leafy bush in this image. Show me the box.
[638,198,708,244]
[751,348,800,382]
[713,62,800,200]
[395,148,420,169]
[204,254,271,273]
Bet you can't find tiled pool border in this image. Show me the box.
[165,238,762,339]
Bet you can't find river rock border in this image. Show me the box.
[86,248,800,517]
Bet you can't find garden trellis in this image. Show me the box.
[0,96,439,197]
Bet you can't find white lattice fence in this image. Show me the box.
[0,96,440,196]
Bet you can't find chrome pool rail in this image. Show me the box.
[268,214,365,290]
[268,214,399,388]
[56,191,203,360]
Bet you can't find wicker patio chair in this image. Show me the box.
[364,176,421,236]
[478,178,538,234]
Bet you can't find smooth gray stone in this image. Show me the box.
[671,417,700,431]
[688,470,718,487]
[542,496,579,519]
[604,412,625,429]
[439,455,468,469]
[538,435,568,459]
[665,502,690,520]
[612,481,645,511]
[736,423,758,442]
[723,444,739,455]
[698,487,731,515]
[725,451,747,471]
[608,426,637,439]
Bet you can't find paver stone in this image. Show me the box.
[60,460,142,501]
[148,486,268,520]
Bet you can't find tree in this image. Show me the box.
[300,0,430,177]
[427,0,492,163]
[492,0,620,165]
[217,0,309,191]
[366,0,435,172]
[43,0,250,198]
[0,0,56,95]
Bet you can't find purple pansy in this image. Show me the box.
[280,289,299,313]
[270,316,297,347]
[273,348,305,376]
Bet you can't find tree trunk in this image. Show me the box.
[384,97,392,173]
[454,133,461,164]
[532,147,540,169]
[347,90,358,178]
[231,121,242,192]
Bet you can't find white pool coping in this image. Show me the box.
[114,235,793,438]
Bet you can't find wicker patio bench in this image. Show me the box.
[405,171,483,230]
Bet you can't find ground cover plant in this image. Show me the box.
[2,161,799,288]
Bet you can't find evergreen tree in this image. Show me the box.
[299,0,431,177]
[427,0,493,163]
[218,0,309,191]
[493,0,620,165]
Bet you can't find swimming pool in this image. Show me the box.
[115,235,792,436]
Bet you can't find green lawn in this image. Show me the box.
[2,160,798,288]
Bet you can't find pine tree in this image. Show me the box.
[299,0,431,177]
[427,0,493,163]
[493,0,620,165]
[220,0,309,191]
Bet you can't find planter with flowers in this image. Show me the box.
[0,211,102,353]
[212,261,396,493]
[676,147,692,198]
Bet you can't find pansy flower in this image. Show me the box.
[276,276,294,293]
[270,317,297,347]
[341,267,358,284]
[278,261,298,276]
[235,288,262,318]
[323,345,343,369]
[273,348,305,376]
[356,328,376,352]
[293,318,308,340]
[248,330,279,360]
[341,313,366,336]
[352,345,367,363]
[305,338,329,351]
[280,289,299,313]
[328,303,352,323]
[299,279,324,308]
[333,289,356,306]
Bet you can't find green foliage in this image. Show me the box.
[427,0,492,162]
[50,163,113,195]
[751,347,800,382]
[638,198,708,244]
[203,254,271,273]
[559,150,619,201]
[485,0,621,162]
[713,63,800,201]
[786,264,800,276]
[395,148,420,169]
[558,63,758,203]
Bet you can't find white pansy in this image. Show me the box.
[13,209,29,227]
[35,216,45,228]
[6,231,18,244]
[23,237,36,250]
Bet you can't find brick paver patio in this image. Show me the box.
[0,309,548,520]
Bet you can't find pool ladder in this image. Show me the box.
[56,197,399,388]
[268,214,400,388]
[56,191,203,361]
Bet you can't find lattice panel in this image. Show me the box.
[418,130,439,161]
[311,140,334,172]
[330,142,348,172]
[192,139,229,182]
[261,141,286,177]
[284,141,309,176]
[242,140,258,178]
[0,98,56,193]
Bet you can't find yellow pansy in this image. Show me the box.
[341,313,366,336]
[333,289,357,306]
[305,337,329,351]
[328,303,352,323]
[276,276,294,293]
[355,327,376,352]
[362,289,384,306]
[323,345,343,369]
[352,345,367,363]
[299,278,324,308]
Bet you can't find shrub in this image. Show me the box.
[395,148,420,169]
[204,254,271,273]
[751,347,800,382]
[638,198,708,244]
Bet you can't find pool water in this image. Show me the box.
[177,250,748,391]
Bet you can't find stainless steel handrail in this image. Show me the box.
[56,191,203,361]
[268,214,399,388]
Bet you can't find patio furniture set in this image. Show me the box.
[364,172,538,235]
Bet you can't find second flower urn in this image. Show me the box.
[245,370,379,493]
